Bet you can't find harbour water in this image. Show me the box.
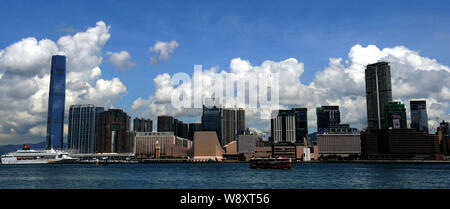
[1,163,450,189]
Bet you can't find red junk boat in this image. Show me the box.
[250,158,293,169]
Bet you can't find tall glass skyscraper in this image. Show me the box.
[410,100,428,133]
[46,55,66,150]
[292,108,308,141]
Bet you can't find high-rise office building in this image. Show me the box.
[157,115,190,139]
[201,104,239,146]
[173,118,180,136]
[315,106,356,134]
[293,108,308,140]
[157,115,174,132]
[188,123,202,141]
[68,104,103,153]
[97,109,131,153]
[134,117,153,132]
[222,108,236,146]
[202,105,221,137]
[316,106,340,133]
[410,100,428,133]
[385,101,407,129]
[125,130,135,154]
[177,121,189,139]
[271,110,296,143]
[95,107,105,147]
[270,108,309,143]
[437,120,449,156]
[365,62,393,131]
[46,55,66,150]
[237,108,246,135]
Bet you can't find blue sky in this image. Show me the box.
[2,0,450,110]
[0,0,449,143]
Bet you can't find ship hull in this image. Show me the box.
[1,147,75,165]
[1,158,52,164]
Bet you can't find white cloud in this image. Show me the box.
[132,44,450,134]
[149,40,179,65]
[57,21,110,72]
[0,37,59,77]
[0,21,127,145]
[107,51,135,70]
[28,125,46,137]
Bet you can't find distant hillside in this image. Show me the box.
[0,142,46,155]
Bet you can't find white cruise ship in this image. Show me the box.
[0,144,76,164]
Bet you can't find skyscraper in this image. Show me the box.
[201,105,238,146]
[201,105,221,139]
[156,115,190,139]
[68,104,102,153]
[95,107,105,148]
[97,109,131,153]
[270,108,308,143]
[271,110,296,143]
[315,105,357,134]
[157,115,174,132]
[385,101,407,129]
[221,108,236,146]
[173,118,180,136]
[237,108,246,135]
[46,55,66,150]
[293,108,308,140]
[134,117,153,132]
[188,123,202,140]
[316,106,340,133]
[365,62,393,131]
[410,100,428,133]
[176,121,189,139]
[437,120,449,156]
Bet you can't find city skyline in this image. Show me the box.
[0,0,449,145]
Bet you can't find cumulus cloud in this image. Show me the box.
[149,40,179,65]
[132,44,450,134]
[0,38,59,77]
[0,21,127,145]
[107,51,135,70]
